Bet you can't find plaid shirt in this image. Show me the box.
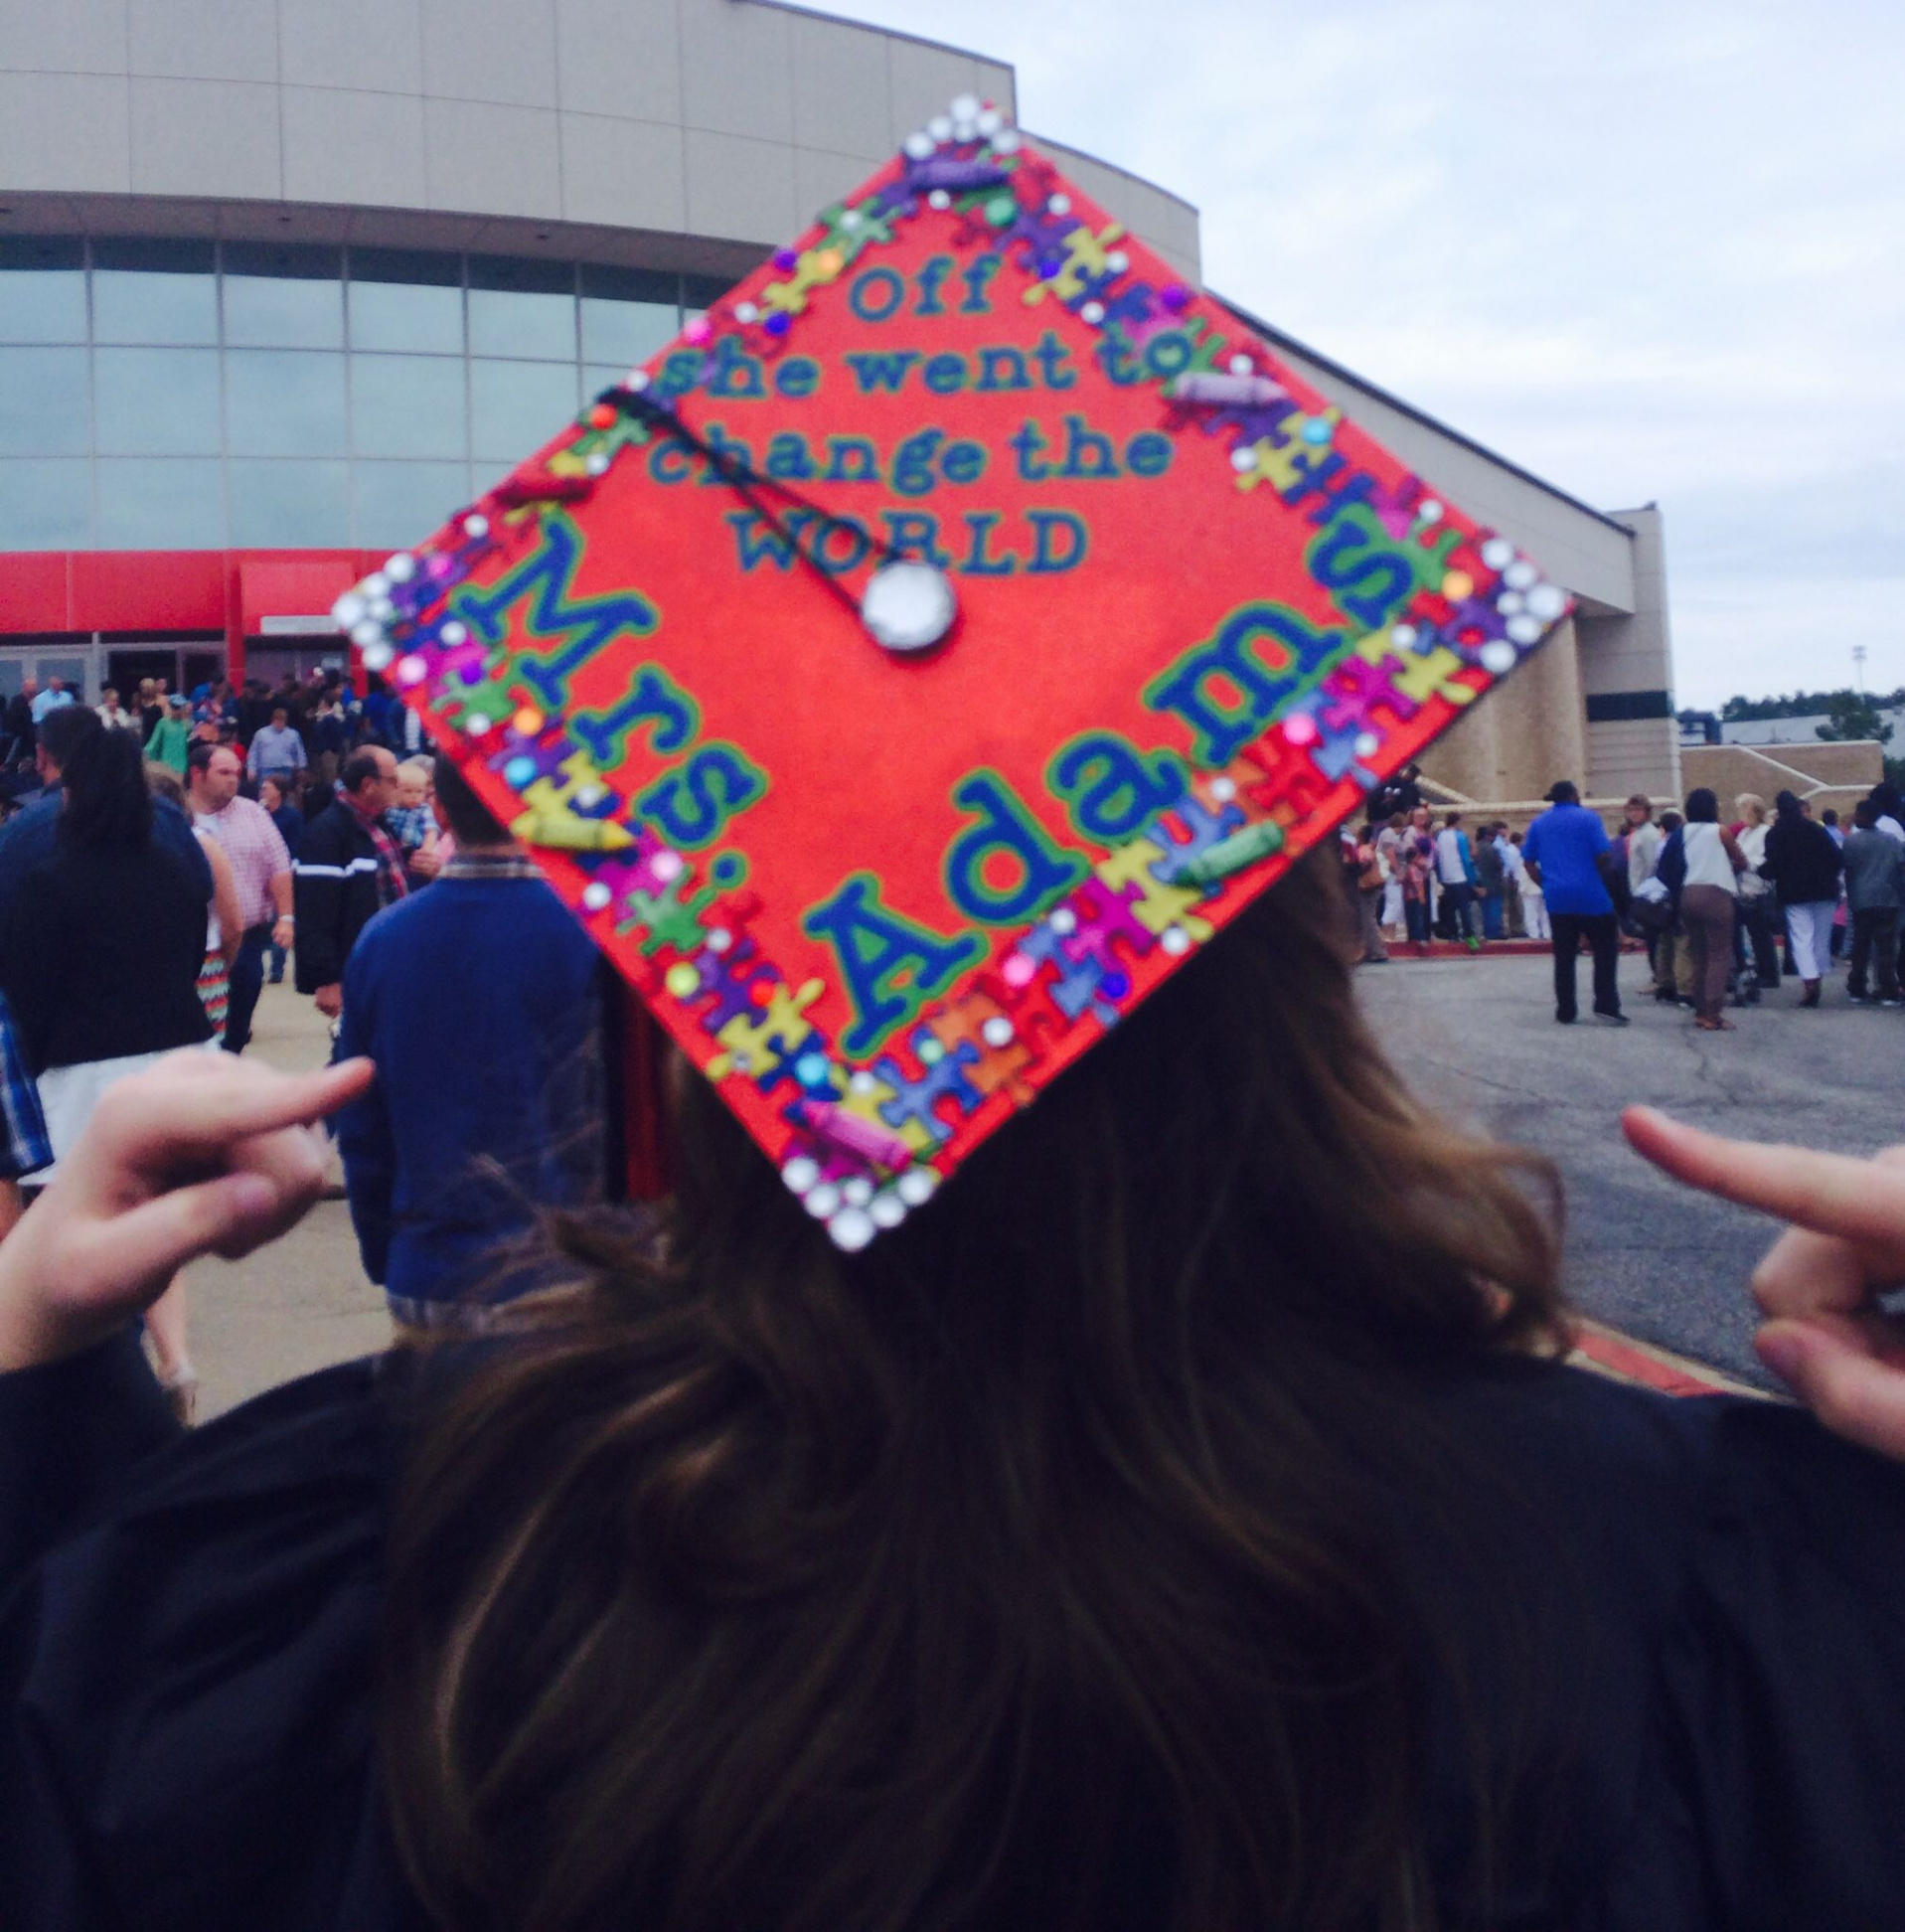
[0,987,51,1182]
[199,795,292,930]
[344,794,411,908]
[385,802,433,855]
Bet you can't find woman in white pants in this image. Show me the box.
[1763,790,1845,1010]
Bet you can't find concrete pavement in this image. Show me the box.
[186,982,388,1421]
[1366,949,1905,1387]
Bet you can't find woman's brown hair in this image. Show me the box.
[382,852,1566,1931]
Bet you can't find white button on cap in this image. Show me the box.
[829,1205,877,1251]
[862,561,957,652]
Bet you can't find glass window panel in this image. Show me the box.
[349,278,462,355]
[0,458,90,549]
[228,458,350,547]
[0,348,89,454]
[470,359,579,463]
[580,295,678,368]
[95,457,226,548]
[350,353,468,459]
[0,239,85,344]
[468,287,575,360]
[92,239,218,345]
[93,347,222,454]
[353,460,471,548]
[351,246,461,287]
[468,257,575,360]
[226,348,347,456]
[35,655,88,700]
[681,273,733,319]
[584,366,632,404]
[579,264,677,305]
[222,243,344,349]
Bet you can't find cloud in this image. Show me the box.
[818,0,1905,707]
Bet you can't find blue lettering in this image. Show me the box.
[454,513,658,715]
[1027,510,1087,574]
[843,350,921,395]
[801,874,983,1057]
[634,741,767,849]
[1047,732,1188,844]
[848,266,905,322]
[943,770,1085,925]
[1143,602,1346,766]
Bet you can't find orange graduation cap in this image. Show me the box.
[334,96,1571,1250]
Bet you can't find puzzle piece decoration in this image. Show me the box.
[872,1036,984,1145]
[921,987,1036,1108]
[1092,839,1214,944]
[1143,791,1247,886]
[707,977,825,1085]
[1021,220,1126,308]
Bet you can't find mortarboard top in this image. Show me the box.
[333,98,1572,1251]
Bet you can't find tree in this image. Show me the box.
[1817,692,1894,746]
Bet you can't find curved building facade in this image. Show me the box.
[0,0,1672,802]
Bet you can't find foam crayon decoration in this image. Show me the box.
[907,158,1013,193]
[1168,372,1289,408]
[510,811,638,853]
[1184,818,1288,886]
[800,1100,917,1174]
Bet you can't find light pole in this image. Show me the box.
[1853,643,1867,693]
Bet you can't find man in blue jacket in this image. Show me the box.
[1521,780,1628,1026]
[334,757,613,1329]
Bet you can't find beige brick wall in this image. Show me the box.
[1419,617,1588,805]
[1681,740,1882,822]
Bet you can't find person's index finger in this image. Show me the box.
[1623,1106,1905,1246]
[114,1057,376,1161]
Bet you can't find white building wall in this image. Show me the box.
[0,0,1202,282]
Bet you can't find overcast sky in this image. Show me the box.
[821,0,1903,709]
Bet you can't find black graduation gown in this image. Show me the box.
[7,1328,1905,1930]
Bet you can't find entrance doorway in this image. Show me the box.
[105,647,181,710]
[0,643,96,708]
[101,642,228,713]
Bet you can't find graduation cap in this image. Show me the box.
[333,98,1572,1250]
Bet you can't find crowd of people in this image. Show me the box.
[1347,774,1905,1032]
[0,667,479,1418]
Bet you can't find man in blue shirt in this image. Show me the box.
[27,675,75,725]
[1521,780,1628,1026]
[335,755,614,1329]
